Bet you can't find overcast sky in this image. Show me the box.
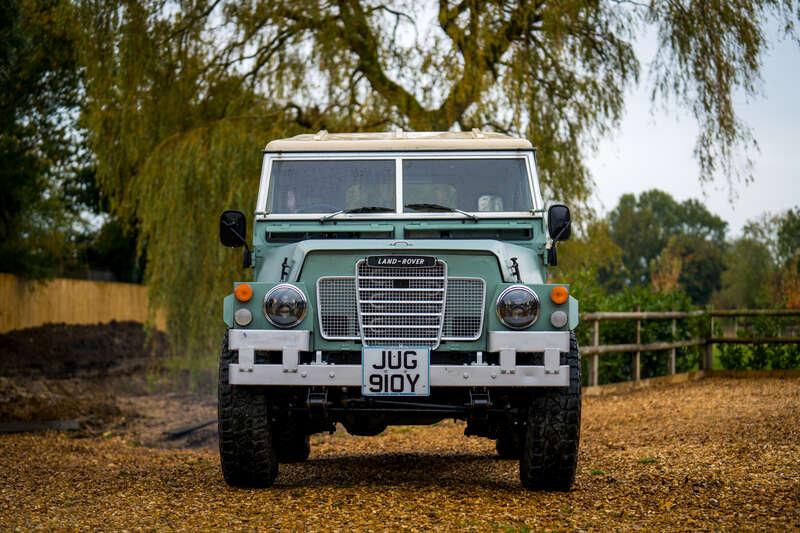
[588,27,800,237]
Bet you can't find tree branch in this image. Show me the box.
[333,0,431,127]
[435,1,543,129]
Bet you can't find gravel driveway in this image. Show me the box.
[1,376,798,531]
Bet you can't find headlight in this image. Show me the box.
[496,285,539,329]
[263,284,307,328]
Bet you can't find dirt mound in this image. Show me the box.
[0,377,122,424]
[0,321,173,427]
[0,321,168,379]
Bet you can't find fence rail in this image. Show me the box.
[581,308,800,386]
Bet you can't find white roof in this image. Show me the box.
[265,130,533,152]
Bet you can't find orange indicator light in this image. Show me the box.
[234,283,253,302]
[550,286,569,305]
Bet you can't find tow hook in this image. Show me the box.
[464,390,492,437]
[469,390,492,410]
[306,389,328,410]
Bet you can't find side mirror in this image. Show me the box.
[546,204,571,267]
[547,204,571,241]
[220,210,247,248]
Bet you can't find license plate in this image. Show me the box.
[361,347,430,396]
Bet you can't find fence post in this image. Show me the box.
[704,309,714,371]
[634,307,641,381]
[590,319,599,387]
[670,317,676,375]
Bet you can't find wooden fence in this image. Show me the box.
[581,308,800,386]
[0,273,165,333]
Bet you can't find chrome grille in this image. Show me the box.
[317,272,485,344]
[316,277,359,339]
[443,278,486,340]
[357,259,447,348]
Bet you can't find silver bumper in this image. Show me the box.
[228,329,570,387]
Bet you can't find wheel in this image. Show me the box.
[274,423,311,463]
[218,331,278,487]
[496,430,522,459]
[519,331,581,491]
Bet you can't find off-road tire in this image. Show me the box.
[496,431,522,459]
[218,331,278,487]
[274,424,311,463]
[519,331,581,491]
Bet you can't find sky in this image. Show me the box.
[588,27,800,237]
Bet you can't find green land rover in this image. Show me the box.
[218,131,580,490]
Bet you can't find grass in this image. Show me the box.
[637,456,658,465]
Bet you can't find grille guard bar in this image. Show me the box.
[227,329,571,387]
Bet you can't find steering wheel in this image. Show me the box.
[296,203,340,213]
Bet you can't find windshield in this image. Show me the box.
[267,160,395,214]
[403,159,532,212]
[265,157,534,215]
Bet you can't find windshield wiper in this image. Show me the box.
[320,206,394,223]
[404,203,478,221]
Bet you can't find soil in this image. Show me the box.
[0,321,168,379]
[0,322,217,448]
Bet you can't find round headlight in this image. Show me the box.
[496,285,539,329]
[263,284,307,328]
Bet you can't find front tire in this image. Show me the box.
[218,331,279,487]
[519,331,581,491]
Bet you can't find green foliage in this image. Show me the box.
[718,316,800,370]
[0,0,86,278]
[575,286,702,384]
[658,235,725,305]
[716,206,800,309]
[137,119,300,355]
[777,208,800,266]
[714,238,774,308]
[607,190,727,291]
[82,219,143,282]
[552,219,626,294]
[743,208,800,264]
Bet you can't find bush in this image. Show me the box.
[717,316,800,370]
[577,286,704,385]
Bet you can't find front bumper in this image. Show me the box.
[228,329,571,387]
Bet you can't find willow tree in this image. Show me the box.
[79,0,798,355]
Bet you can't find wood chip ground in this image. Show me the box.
[1,377,798,531]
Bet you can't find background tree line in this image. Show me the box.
[1,0,798,366]
[556,193,800,379]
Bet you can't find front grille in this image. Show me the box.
[316,277,359,339]
[317,268,485,345]
[443,278,486,340]
[356,259,447,348]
